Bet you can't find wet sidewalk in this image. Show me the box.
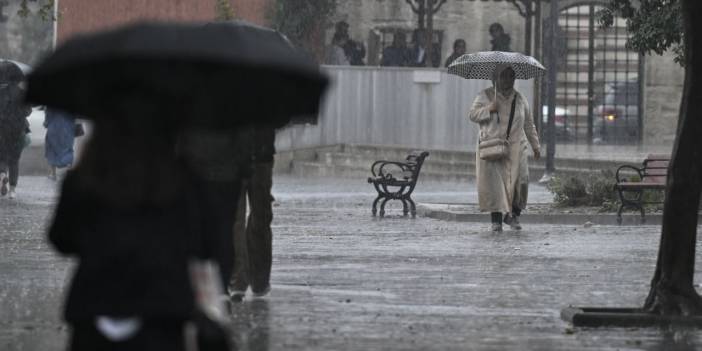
[3,175,702,351]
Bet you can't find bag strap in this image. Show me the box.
[505,95,517,141]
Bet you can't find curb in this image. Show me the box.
[417,203,676,226]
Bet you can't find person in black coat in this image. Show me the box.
[0,61,32,199]
[230,125,276,301]
[48,114,227,350]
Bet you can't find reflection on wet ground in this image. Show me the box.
[2,175,702,350]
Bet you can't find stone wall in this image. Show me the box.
[231,0,270,26]
[643,52,684,147]
[332,0,527,66]
[0,0,52,65]
[56,0,231,43]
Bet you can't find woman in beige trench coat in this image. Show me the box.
[468,65,541,232]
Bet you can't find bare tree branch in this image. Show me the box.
[506,0,529,18]
[404,0,419,13]
[430,0,448,15]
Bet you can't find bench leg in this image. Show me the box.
[371,195,382,217]
[617,203,624,225]
[407,197,417,218]
[639,206,646,224]
[379,198,390,218]
[401,199,409,217]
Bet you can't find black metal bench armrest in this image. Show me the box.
[370,160,413,180]
[615,165,643,184]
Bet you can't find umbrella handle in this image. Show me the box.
[494,85,500,124]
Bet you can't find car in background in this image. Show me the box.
[593,80,640,143]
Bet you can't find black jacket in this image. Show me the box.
[48,171,212,323]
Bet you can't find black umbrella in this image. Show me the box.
[25,21,328,128]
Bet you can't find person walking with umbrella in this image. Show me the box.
[449,52,543,232]
[0,61,32,199]
[469,64,540,231]
[26,21,328,350]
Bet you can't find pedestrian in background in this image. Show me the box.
[0,61,32,199]
[325,32,350,66]
[409,29,441,67]
[229,125,276,302]
[178,127,254,288]
[468,64,540,232]
[489,23,512,52]
[381,32,410,67]
[444,39,466,68]
[44,107,80,180]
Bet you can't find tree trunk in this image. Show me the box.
[425,1,434,68]
[643,0,702,316]
[417,0,426,30]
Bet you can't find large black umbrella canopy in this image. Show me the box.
[25,21,329,128]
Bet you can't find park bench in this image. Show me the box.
[614,154,670,224]
[367,150,429,218]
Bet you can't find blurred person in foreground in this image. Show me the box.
[48,109,229,350]
[468,64,540,232]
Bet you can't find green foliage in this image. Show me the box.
[597,0,684,65]
[214,0,235,21]
[547,170,619,210]
[17,0,55,21]
[267,0,336,56]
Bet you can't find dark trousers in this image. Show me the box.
[201,179,241,287]
[69,321,186,351]
[230,162,274,293]
[0,148,22,187]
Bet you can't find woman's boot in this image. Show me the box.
[491,212,503,232]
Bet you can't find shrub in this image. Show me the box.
[547,170,618,210]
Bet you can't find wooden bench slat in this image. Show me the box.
[617,182,666,188]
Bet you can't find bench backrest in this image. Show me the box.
[642,154,670,184]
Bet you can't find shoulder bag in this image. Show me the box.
[478,95,517,161]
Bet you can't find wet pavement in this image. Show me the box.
[2,175,702,350]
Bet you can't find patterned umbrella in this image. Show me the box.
[447,51,546,80]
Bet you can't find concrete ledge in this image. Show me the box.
[562,307,702,327]
[416,203,696,226]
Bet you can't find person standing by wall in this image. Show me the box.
[444,39,466,67]
[44,107,80,180]
[0,61,32,199]
[325,32,350,66]
[229,125,276,302]
[409,29,440,67]
[381,31,410,67]
[468,65,540,232]
[489,23,512,52]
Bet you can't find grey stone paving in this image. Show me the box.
[2,175,702,351]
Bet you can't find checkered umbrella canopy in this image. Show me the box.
[447,51,546,80]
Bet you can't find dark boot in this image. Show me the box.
[490,212,503,232]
